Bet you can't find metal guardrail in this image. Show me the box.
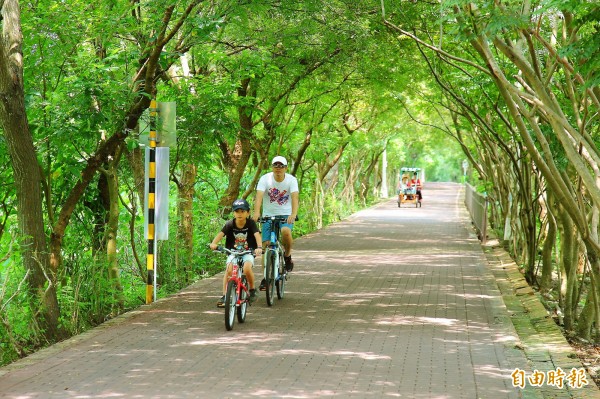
[464,184,488,244]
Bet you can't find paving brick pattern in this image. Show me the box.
[0,183,596,398]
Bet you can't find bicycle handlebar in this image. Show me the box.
[210,245,254,256]
[258,215,299,223]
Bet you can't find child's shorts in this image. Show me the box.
[226,254,255,266]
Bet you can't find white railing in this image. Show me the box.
[465,184,488,244]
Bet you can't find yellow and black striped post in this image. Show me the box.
[146,99,158,304]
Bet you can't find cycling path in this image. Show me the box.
[0,183,597,398]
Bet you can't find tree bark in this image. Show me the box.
[125,146,146,209]
[539,190,557,293]
[0,0,63,340]
[219,78,254,209]
[103,149,125,315]
[176,163,197,285]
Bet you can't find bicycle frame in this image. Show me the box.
[229,261,248,305]
[267,228,282,275]
[262,217,286,269]
[224,249,251,302]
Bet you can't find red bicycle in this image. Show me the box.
[214,246,253,330]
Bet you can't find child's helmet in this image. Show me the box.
[232,198,250,211]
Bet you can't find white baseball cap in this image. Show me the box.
[271,156,288,166]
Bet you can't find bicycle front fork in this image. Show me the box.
[264,247,280,280]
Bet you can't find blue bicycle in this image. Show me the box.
[259,216,291,306]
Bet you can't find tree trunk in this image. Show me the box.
[518,166,537,284]
[313,175,324,230]
[104,158,125,315]
[539,190,557,293]
[125,146,146,209]
[0,0,63,341]
[219,78,255,209]
[358,152,382,205]
[219,137,252,209]
[291,129,312,177]
[557,209,577,332]
[340,160,359,204]
[176,163,197,285]
[83,173,110,256]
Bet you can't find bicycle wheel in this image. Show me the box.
[225,280,237,331]
[265,251,275,306]
[276,253,286,299]
[237,276,248,323]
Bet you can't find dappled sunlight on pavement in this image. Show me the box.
[1,183,580,398]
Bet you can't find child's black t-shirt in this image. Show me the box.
[221,218,260,250]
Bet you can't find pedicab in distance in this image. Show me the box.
[397,167,422,208]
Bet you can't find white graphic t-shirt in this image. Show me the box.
[257,172,299,216]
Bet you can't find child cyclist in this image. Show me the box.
[210,199,262,307]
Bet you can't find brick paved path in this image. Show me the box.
[0,183,593,398]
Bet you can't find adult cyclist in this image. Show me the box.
[252,155,299,291]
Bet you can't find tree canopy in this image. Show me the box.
[1,0,599,365]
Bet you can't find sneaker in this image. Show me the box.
[284,255,294,272]
[216,295,225,308]
[249,289,257,303]
[259,278,267,291]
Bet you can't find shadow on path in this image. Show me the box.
[0,183,592,398]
